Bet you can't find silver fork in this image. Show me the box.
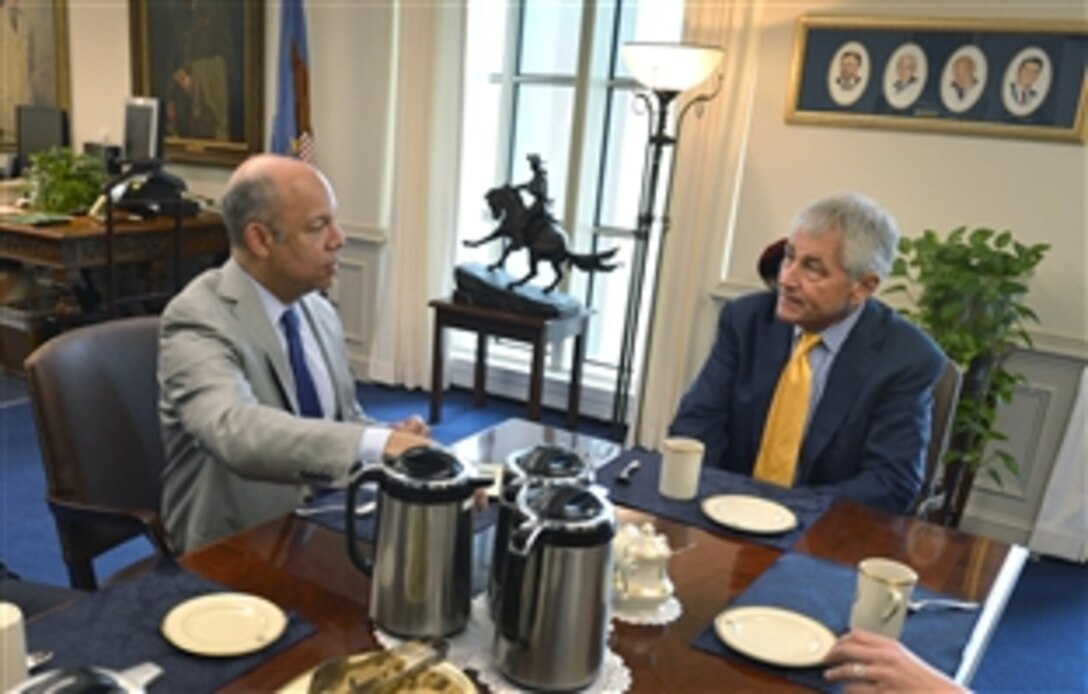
[295,501,376,518]
[908,598,980,613]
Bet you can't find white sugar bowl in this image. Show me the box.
[612,522,674,611]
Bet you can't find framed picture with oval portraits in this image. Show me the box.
[0,0,70,151]
[786,15,1088,144]
[129,0,264,167]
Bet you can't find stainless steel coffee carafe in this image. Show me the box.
[490,444,594,617]
[346,446,492,638]
[494,482,615,691]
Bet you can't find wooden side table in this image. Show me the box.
[429,298,590,429]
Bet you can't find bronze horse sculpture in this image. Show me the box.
[464,185,618,293]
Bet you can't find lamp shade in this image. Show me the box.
[622,42,723,93]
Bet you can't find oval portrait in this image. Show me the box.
[827,41,870,107]
[883,42,927,110]
[1002,47,1052,118]
[941,45,987,114]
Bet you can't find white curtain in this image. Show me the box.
[630,1,763,449]
[368,1,466,389]
[1028,366,1088,563]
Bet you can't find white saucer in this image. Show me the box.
[162,592,287,657]
[714,605,835,668]
[701,494,798,534]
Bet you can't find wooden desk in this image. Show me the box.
[180,419,1027,693]
[0,211,228,371]
[0,211,227,271]
[429,299,590,428]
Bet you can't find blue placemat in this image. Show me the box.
[692,552,981,692]
[298,487,499,539]
[598,449,833,551]
[26,560,315,692]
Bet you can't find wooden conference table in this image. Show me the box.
[180,419,1027,692]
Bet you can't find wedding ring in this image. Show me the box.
[851,662,866,679]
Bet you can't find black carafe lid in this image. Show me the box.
[518,482,614,548]
[383,446,476,503]
[502,445,594,503]
[513,444,590,479]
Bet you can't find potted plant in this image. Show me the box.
[22,146,105,214]
[887,226,1049,526]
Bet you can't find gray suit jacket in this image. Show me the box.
[159,259,370,551]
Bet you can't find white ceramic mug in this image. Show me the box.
[659,437,704,500]
[0,601,28,690]
[849,557,918,639]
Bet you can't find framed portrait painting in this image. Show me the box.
[0,0,70,150]
[786,16,1088,144]
[129,0,264,167]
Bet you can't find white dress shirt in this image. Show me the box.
[244,266,391,462]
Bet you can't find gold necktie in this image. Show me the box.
[753,332,822,487]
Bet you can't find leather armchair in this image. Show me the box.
[24,316,175,590]
[914,360,963,517]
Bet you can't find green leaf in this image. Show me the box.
[896,224,1047,500]
[24,146,106,214]
[994,450,1020,476]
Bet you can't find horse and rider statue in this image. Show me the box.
[464,154,618,293]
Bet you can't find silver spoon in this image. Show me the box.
[907,598,980,613]
[616,459,642,484]
[295,501,376,518]
[26,649,54,671]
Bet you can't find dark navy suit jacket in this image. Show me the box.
[670,292,944,514]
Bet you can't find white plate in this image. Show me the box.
[162,592,288,657]
[276,657,477,693]
[714,606,835,668]
[701,494,798,534]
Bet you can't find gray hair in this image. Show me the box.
[221,174,280,248]
[790,193,899,280]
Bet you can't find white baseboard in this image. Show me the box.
[447,356,617,423]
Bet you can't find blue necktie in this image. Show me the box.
[281,307,323,418]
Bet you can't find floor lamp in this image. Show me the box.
[610,42,723,438]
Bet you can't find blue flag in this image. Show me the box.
[270,0,314,161]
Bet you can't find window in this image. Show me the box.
[455,0,684,407]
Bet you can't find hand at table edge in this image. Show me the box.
[823,629,969,694]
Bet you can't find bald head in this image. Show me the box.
[221,154,333,249]
[221,154,344,303]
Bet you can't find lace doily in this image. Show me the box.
[612,595,682,626]
[375,595,632,693]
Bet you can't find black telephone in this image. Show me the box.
[90,162,198,219]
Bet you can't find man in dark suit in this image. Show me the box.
[670,193,944,514]
[1009,56,1042,107]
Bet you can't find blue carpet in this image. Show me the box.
[972,555,1088,693]
[0,377,1084,691]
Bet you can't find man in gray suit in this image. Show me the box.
[159,154,431,552]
